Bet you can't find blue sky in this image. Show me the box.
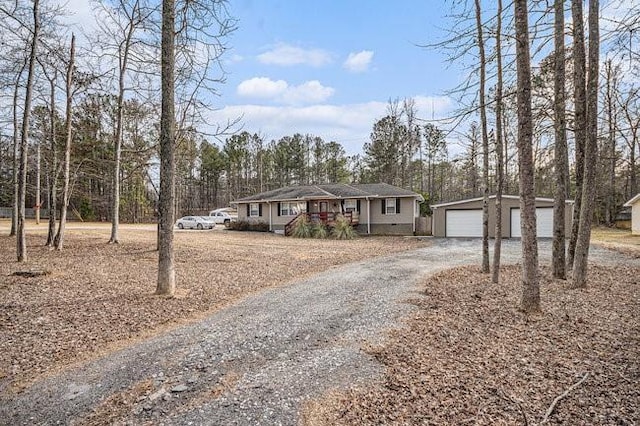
[210,0,462,153]
[67,0,464,154]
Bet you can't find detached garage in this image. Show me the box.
[431,195,573,238]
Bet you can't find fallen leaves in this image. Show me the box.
[0,228,426,393]
[307,264,640,425]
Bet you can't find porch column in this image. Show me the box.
[367,197,371,235]
[268,201,272,232]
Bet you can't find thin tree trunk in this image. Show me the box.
[552,0,568,279]
[572,0,599,289]
[46,76,58,247]
[492,0,504,284]
[567,0,587,270]
[54,34,75,251]
[11,80,19,238]
[604,61,616,226]
[514,0,540,313]
[109,5,138,244]
[35,141,41,225]
[156,0,176,296]
[474,0,490,273]
[16,0,40,261]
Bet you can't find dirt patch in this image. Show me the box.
[0,225,426,393]
[306,264,640,425]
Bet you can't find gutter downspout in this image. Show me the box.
[366,197,371,235]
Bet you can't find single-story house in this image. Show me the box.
[232,183,424,235]
[623,193,640,235]
[430,195,573,238]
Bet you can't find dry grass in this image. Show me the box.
[307,264,640,425]
[590,227,640,257]
[0,220,426,393]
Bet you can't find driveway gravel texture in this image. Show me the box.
[0,239,631,425]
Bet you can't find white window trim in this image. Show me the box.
[249,203,260,217]
[280,201,306,216]
[344,199,357,212]
[385,198,397,215]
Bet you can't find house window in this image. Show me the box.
[344,199,357,213]
[385,198,397,215]
[280,201,306,216]
[249,203,260,217]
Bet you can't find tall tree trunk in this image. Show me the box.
[552,0,568,279]
[492,0,504,284]
[156,0,176,296]
[567,0,587,269]
[572,0,599,288]
[514,0,540,313]
[54,34,75,251]
[11,77,20,238]
[35,140,41,225]
[474,0,490,274]
[604,61,616,226]
[109,6,138,244]
[46,76,58,247]
[16,0,40,261]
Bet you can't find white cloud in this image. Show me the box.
[257,43,332,67]
[237,77,288,98]
[343,50,374,73]
[236,77,335,105]
[208,96,453,154]
[280,80,335,105]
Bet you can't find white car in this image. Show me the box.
[208,211,236,226]
[176,216,216,230]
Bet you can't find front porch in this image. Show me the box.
[284,210,360,236]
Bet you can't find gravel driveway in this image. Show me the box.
[0,239,628,425]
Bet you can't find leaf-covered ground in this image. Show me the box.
[0,222,426,393]
[306,263,640,425]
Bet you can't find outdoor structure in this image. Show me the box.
[430,195,573,238]
[233,183,424,235]
[623,194,640,235]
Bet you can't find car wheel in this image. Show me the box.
[224,219,230,228]
[178,223,184,229]
[197,223,203,230]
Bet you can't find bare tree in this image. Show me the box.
[552,0,568,279]
[156,0,176,296]
[492,0,505,284]
[572,0,600,288]
[514,0,540,313]
[94,0,155,244]
[53,34,75,250]
[567,0,587,270]
[474,0,490,274]
[16,0,40,261]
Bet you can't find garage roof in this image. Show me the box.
[431,195,573,209]
[624,193,640,207]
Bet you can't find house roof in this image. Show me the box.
[624,193,640,207]
[431,195,574,209]
[233,183,423,203]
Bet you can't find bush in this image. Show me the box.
[291,215,313,238]
[228,220,269,232]
[331,215,357,240]
[311,222,329,239]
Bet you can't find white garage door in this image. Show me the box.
[511,208,554,238]
[446,210,482,237]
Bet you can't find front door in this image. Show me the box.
[319,202,328,213]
